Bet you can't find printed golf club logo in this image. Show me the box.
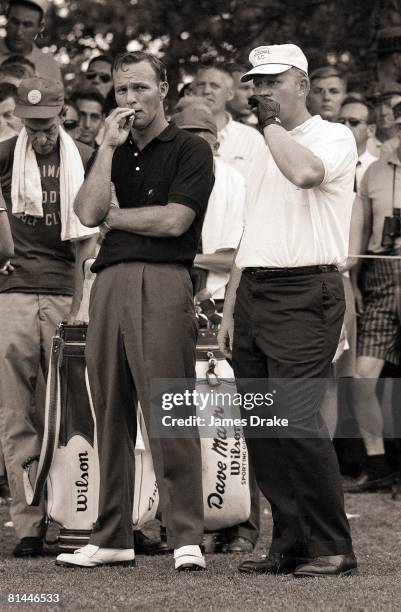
[252,47,271,65]
[27,89,42,105]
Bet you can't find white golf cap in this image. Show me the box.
[241,44,308,82]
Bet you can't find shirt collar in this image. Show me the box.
[359,149,378,164]
[125,122,177,148]
[218,112,233,137]
[156,123,178,141]
[386,148,401,167]
[289,114,322,136]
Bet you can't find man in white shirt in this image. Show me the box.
[218,43,357,578]
[193,64,266,180]
[226,64,258,128]
[338,97,378,193]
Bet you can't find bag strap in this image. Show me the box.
[22,334,63,506]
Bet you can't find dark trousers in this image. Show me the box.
[86,262,204,549]
[224,463,260,544]
[232,269,353,557]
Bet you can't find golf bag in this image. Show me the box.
[23,323,158,550]
[196,324,251,531]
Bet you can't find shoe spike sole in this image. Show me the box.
[293,568,358,578]
[55,559,136,568]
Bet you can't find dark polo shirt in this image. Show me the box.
[91,123,215,273]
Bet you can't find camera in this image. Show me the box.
[381,207,401,250]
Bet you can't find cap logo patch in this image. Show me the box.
[27,89,42,105]
[253,48,271,64]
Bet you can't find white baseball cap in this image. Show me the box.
[241,44,308,82]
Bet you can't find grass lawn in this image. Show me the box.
[1,493,401,611]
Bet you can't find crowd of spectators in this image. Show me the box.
[0,0,401,559]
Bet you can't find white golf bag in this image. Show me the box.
[196,326,251,531]
[23,323,159,550]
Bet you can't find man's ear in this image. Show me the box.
[226,85,234,103]
[160,81,169,100]
[299,76,310,97]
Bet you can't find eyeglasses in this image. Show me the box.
[63,120,78,131]
[337,118,367,127]
[85,71,112,84]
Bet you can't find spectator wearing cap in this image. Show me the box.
[0,76,98,558]
[0,1,61,82]
[193,63,266,180]
[218,43,357,577]
[342,100,401,494]
[367,84,401,157]
[227,64,258,128]
[307,66,347,121]
[70,88,106,148]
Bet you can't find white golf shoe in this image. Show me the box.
[56,544,135,568]
[174,545,206,571]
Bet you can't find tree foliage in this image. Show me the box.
[14,0,401,96]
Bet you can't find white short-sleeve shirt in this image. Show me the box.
[201,158,245,298]
[217,115,267,181]
[236,115,357,269]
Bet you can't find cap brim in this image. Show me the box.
[14,104,62,119]
[240,64,292,82]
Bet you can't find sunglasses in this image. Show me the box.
[338,118,367,127]
[86,71,112,84]
[63,120,78,131]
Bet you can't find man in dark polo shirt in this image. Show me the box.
[0,76,98,558]
[56,51,214,571]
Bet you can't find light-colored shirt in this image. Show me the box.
[236,115,357,269]
[201,158,245,298]
[217,114,266,180]
[360,149,401,253]
[355,149,377,194]
[0,38,62,81]
[367,135,398,159]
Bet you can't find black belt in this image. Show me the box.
[243,264,337,279]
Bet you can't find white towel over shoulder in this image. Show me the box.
[11,127,98,241]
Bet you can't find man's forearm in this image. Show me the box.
[222,259,242,319]
[70,236,99,318]
[105,204,194,238]
[263,124,324,188]
[193,250,234,273]
[74,145,115,227]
